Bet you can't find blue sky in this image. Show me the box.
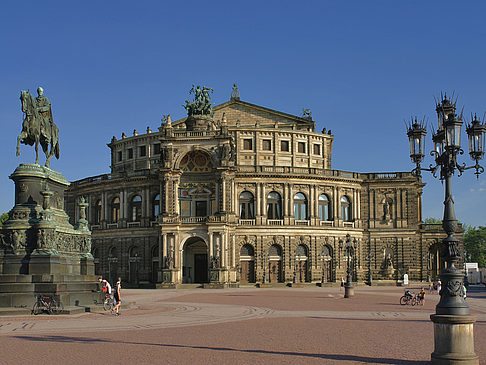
[1,1,485,227]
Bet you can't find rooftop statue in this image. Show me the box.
[16,87,60,167]
[231,83,240,100]
[183,85,213,116]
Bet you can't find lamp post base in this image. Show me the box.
[344,284,354,298]
[430,314,478,365]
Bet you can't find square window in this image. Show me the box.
[139,145,146,157]
[298,142,306,153]
[127,148,133,159]
[262,139,271,151]
[281,140,289,152]
[243,138,253,150]
[153,143,161,154]
[117,151,122,162]
[313,144,321,155]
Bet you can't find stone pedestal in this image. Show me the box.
[0,164,98,309]
[430,315,479,364]
[210,269,221,283]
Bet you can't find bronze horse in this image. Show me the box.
[17,90,59,167]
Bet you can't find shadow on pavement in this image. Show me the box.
[13,335,428,364]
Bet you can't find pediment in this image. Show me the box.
[172,99,314,131]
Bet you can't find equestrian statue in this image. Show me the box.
[17,87,60,168]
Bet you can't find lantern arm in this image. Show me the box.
[460,160,485,179]
[411,161,437,177]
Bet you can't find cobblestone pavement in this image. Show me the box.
[0,285,484,364]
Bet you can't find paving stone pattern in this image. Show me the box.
[0,285,484,364]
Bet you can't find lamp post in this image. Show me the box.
[406,94,484,364]
[367,243,373,286]
[260,252,268,284]
[134,253,141,287]
[344,235,355,298]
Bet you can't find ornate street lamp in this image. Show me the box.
[260,252,268,284]
[407,94,484,364]
[344,235,355,298]
[366,240,373,286]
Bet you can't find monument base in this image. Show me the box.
[0,164,98,311]
[430,314,479,365]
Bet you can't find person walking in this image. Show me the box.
[340,277,344,290]
[436,279,442,295]
[113,277,122,315]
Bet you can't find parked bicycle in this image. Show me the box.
[32,294,64,315]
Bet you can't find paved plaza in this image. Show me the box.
[0,285,484,364]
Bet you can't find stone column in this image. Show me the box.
[209,232,214,258]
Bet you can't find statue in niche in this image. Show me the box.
[382,197,392,223]
[382,251,395,279]
[221,143,231,161]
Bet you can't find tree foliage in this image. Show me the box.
[0,213,8,227]
[424,217,442,225]
[464,226,486,268]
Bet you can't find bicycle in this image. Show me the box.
[32,295,64,315]
[399,290,417,306]
[103,293,115,312]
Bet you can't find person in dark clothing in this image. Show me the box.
[113,278,122,315]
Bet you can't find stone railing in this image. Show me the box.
[295,220,310,226]
[238,219,255,225]
[172,130,219,138]
[267,219,283,226]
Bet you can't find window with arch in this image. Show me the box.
[239,191,254,219]
[240,244,254,257]
[130,195,142,222]
[269,244,282,257]
[267,192,282,219]
[153,194,160,219]
[321,245,332,258]
[341,196,351,222]
[293,193,308,220]
[318,194,331,221]
[296,244,308,257]
[94,199,102,224]
[111,197,120,223]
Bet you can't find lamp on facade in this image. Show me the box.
[406,93,484,364]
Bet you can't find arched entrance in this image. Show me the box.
[129,247,141,285]
[429,241,444,281]
[240,244,255,283]
[295,244,309,283]
[183,237,208,283]
[321,245,333,282]
[268,244,282,283]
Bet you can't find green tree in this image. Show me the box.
[0,213,8,227]
[464,226,486,267]
[424,217,442,224]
